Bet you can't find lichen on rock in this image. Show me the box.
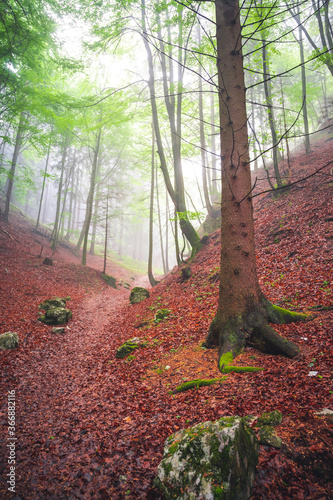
[155,416,258,499]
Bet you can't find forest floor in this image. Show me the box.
[0,137,333,500]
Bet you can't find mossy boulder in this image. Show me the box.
[0,332,19,350]
[38,297,68,310]
[154,416,258,499]
[115,337,148,359]
[38,297,72,325]
[129,287,150,304]
[38,307,72,325]
[154,309,170,321]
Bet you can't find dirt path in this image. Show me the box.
[4,287,134,499]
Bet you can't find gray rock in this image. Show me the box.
[0,332,19,350]
[129,287,150,304]
[155,416,258,499]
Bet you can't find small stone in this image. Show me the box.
[314,408,333,416]
[51,327,65,334]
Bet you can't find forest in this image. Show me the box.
[0,0,332,498]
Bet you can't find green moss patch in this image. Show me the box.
[172,377,227,394]
[221,366,264,374]
[218,352,234,371]
[256,410,282,427]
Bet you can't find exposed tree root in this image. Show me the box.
[205,296,308,371]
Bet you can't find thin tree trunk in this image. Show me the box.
[51,139,68,250]
[297,7,311,155]
[148,122,158,286]
[262,34,282,188]
[36,131,52,231]
[103,189,109,275]
[279,79,292,181]
[141,0,201,256]
[4,112,24,221]
[198,26,220,219]
[156,164,166,275]
[165,192,169,273]
[80,129,102,266]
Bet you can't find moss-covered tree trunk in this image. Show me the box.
[205,0,307,370]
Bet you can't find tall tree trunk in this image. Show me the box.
[64,150,77,241]
[103,189,109,275]
[36,131,52,231]
[296,7,311,155]
[4,112,24,221]
[261,33,282,188]
[148,122,158,286]
[51,139,68,251]
[165,192,169,274]
[198,27,220,219]
[80,129,102,265]
[156,163,167,275]
[205,0,306,370]
[141,0,201,256]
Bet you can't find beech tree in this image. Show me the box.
[204,0,308,370]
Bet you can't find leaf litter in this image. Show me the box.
[0,139,332,499]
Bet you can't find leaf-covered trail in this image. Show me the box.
[15,288,134,498]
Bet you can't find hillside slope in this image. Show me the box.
[0,138,332,499]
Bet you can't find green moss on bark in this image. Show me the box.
[263,298,308,324]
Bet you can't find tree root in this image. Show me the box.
[205,295,309,371]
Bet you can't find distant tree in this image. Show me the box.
[205,0,307,370]
[3,112,25,221]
